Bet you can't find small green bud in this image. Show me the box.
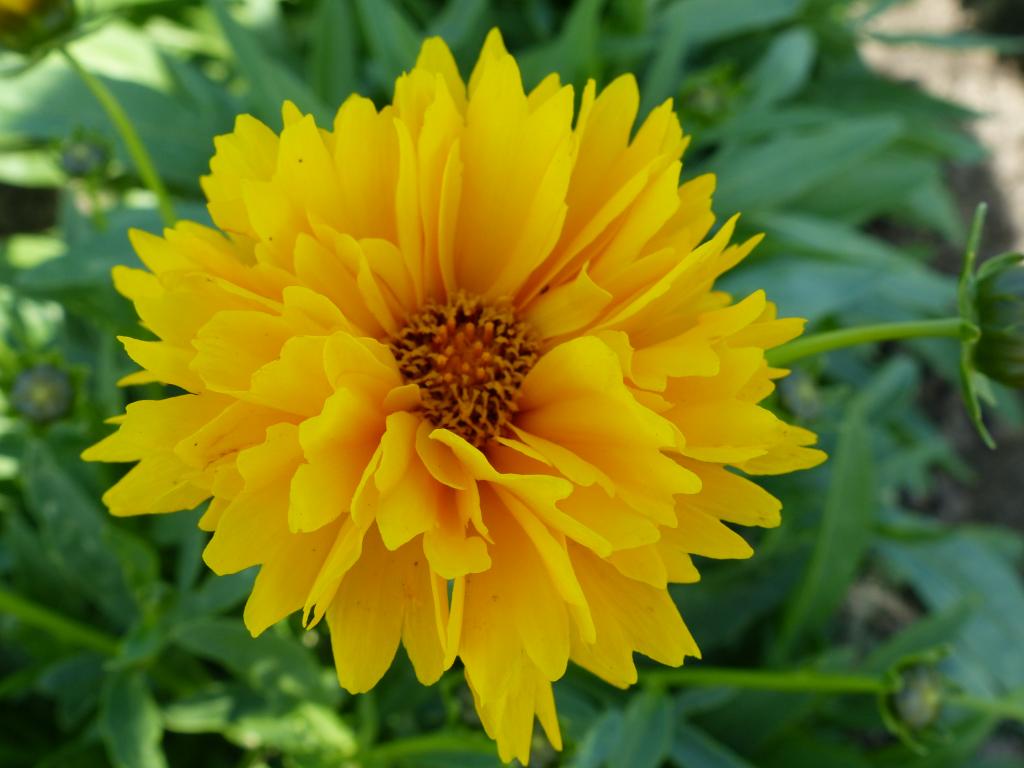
[973,255,1024,389]
[891,665,944,731]
[10,363,74,425]
[0,0,75,55]
[60,134,111,179]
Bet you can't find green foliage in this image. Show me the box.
[1,1,1022,767]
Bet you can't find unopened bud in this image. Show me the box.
[10,363,74,425]
[891,665,944,732]
[974,256,1024,388]
[60,135,111,179]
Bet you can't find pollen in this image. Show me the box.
[390,292,540,448]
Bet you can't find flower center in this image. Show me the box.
[390,292,539,448]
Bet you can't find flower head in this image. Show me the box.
[974,254,1024,389]
[85,30,825,763]
[10,363,74,424]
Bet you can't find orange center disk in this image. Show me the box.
[390,292,539,448]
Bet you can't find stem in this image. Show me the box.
[768,318,968,368]
[643,665,891,695]
[356,690,380,753]
[60,47,177,228]
[0,584,118,656]
[948,692,1024,723]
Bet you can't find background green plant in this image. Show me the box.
[1,0,1023,766]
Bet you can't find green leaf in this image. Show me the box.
[226,701,357,759]
[877,529,1024,693]
[0,62,223,190]
[642,0,802,111]
[19,438,139,625]
[721,213,955,323]
[210,0,333,126]
[353,0,422,93]
[565,709,623,768]
[670,722,756,768]
[172,617,337,704]
[518,0,604,90]
[863,602,973,675]
[0,148,63,187]
[430,0,490,55]
[308,0,359,107]
[99,670,168,768]
[37,653,106,730]
[608,690,673,768]
[775,402,876,659]
[867,31,1024,54]
[710,116,903,213]
[746,26,816,108]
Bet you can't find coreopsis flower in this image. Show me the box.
[85,30,825,762]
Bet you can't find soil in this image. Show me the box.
[862,0,1024,532]
[0,183,57,237]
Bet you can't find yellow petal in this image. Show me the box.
[102,453,209,517]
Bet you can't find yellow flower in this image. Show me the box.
[85,29,825,763]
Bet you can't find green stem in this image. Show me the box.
[768,318,968,368]
[0,584,118,656]
[643,665,892,695]
[947,692,1024,723]
[60,47,177,228]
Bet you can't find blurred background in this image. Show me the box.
[1,0,1023,766]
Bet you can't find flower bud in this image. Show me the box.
[891,665,944,732]
[0,0,75,55]
[973,256,1024,388]
[9,363,74,425]
[60,134,111,179]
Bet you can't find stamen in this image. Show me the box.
[389,292,540,448]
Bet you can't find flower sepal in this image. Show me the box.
[879,648,952,756]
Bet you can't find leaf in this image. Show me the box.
[19,438,140,625]
[15,203,209,292]
[670,721,757,768]
[430,0,490,54]
[867,31,1024,54]
[863,601,973,675]
[774,405,876,659]
[721,213,955,324]
[608,690,673,768]
[876,529,1024,694]
[709,115,903,213]
[308,0,359,107]
[225,701,357,759]
[210,0,333,126]
[37,653,106,730]
[565,709,623,768]
[99,670,168,768]
[172,617,337,705]
[757,733,875,768]
[642,0,802,111]
[0,148,63,187]
[518,0,605,90]
[353,0,421,93]
[0,62,223,190]
[746,26,816,108]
